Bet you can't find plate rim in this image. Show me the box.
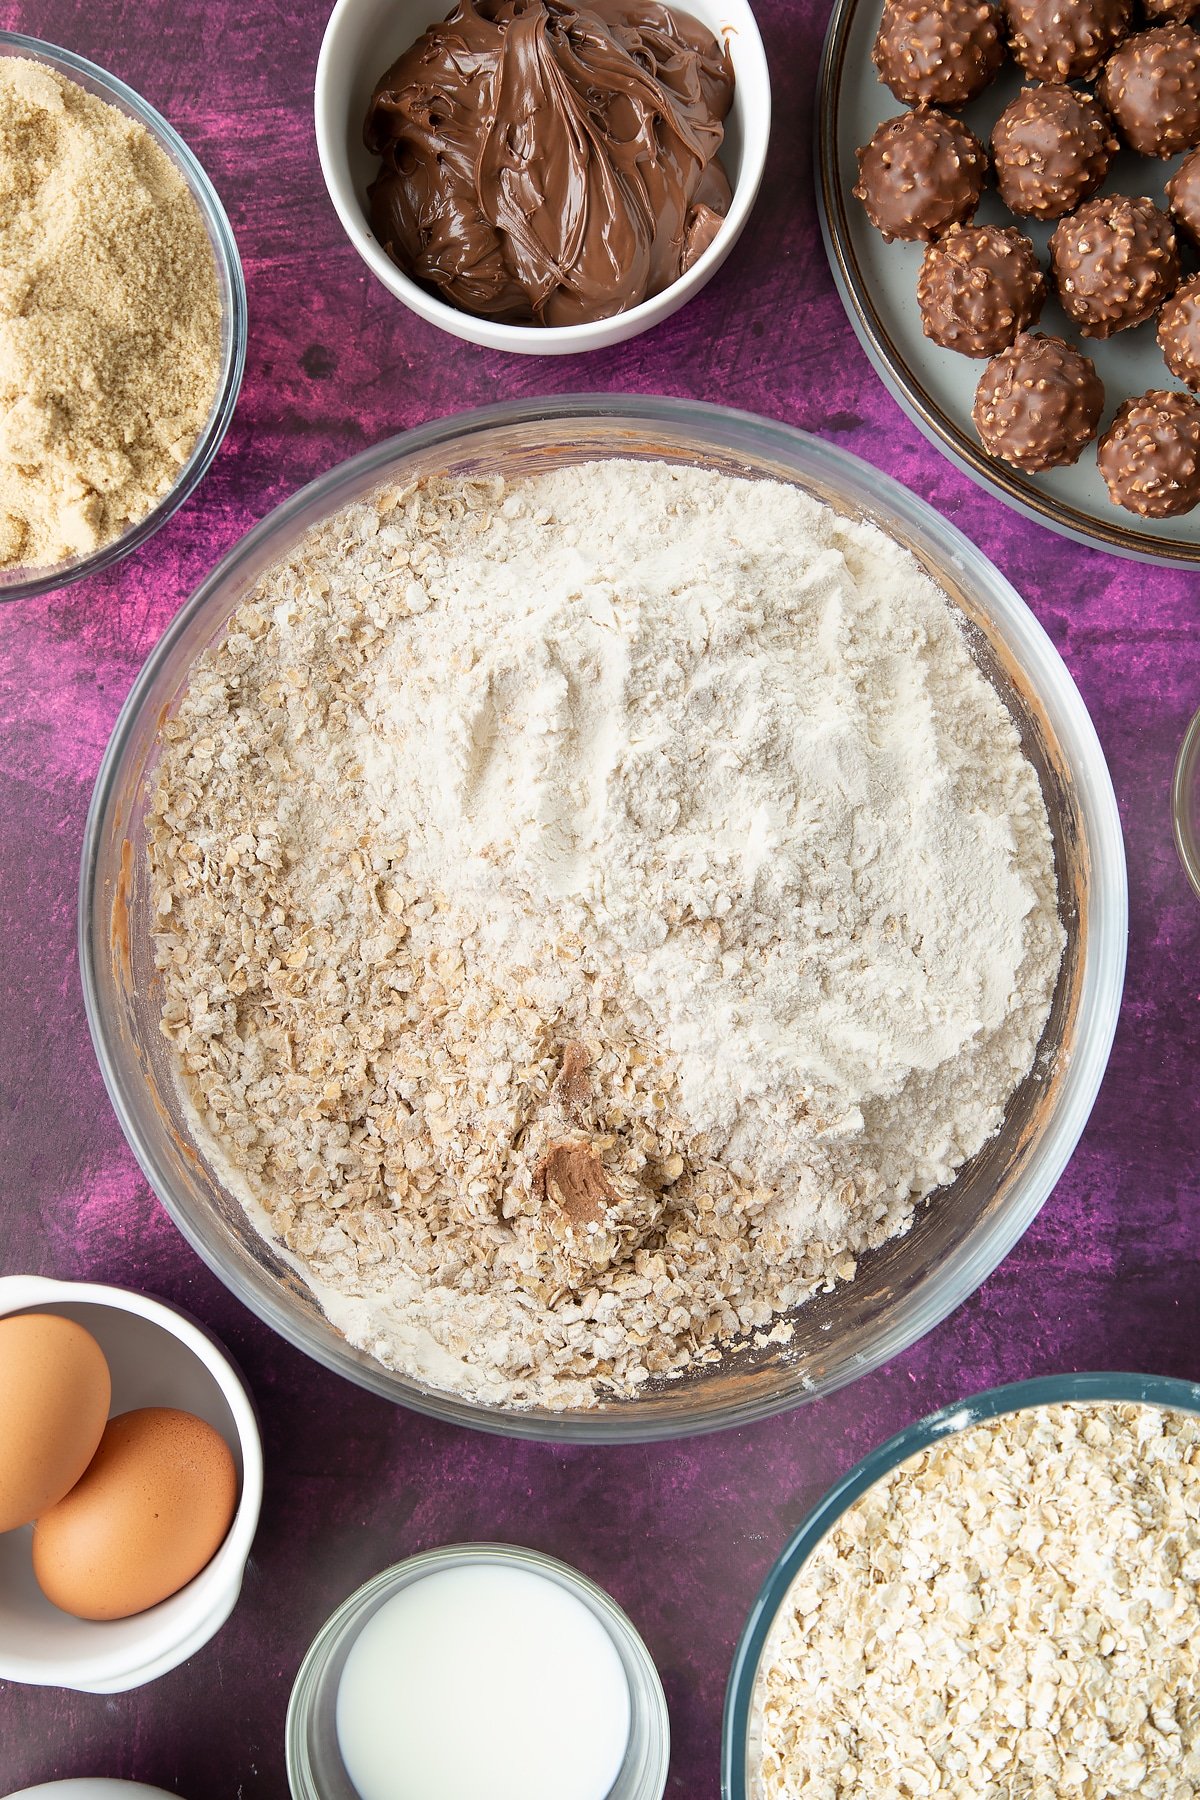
[815,0,1200,570]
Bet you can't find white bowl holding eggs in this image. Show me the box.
[0,1276,262,1693]
[313,0,771,354]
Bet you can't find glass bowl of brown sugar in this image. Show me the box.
[0,32,245,603]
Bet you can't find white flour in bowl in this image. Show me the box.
[148,459,1064,1408]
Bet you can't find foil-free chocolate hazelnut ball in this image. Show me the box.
[1166,145,1200,245]
[1157,272,1200,388]
[972,332,1105,468]
[991,85,1118,218]
[1049,194,1179,336]
[1001,0,1131,83]
[1099,24,1200,155]
[1142,0,1199,25]
[1097,388,1200,514]
[917,223,1046,355]
[854,109,989,242]
[873,0,1006,107]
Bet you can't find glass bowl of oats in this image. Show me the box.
[80,396,1127,1441]
[723,1372,1200,1799]
[0,32,246,602]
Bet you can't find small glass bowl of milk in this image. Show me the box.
[286,1543,670,1800]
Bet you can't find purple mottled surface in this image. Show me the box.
[0,0,1198,1794]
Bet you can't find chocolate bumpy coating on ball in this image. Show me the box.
[873,0,1006,107]
[1099,25,1200,156]
[1098,388,1200,515]
[1167,146,1200,245]
[972,333,1105,469]
[1049,194,1179,336]
[1157,272,1200,388]
[1001,0,1131,83]
[991,85,1118,219]
[917,223,1046,355]
[854,109,989,242]
[1143,0,1200,19]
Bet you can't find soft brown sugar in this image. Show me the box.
[0,57,222,569]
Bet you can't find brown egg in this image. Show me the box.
[0,1312,112,1532]
[32,1406,238,1620]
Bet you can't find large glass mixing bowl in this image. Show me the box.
[79,397,1127,1442]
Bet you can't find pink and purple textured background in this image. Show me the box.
[1,0,1198,1794]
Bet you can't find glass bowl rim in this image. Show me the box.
[721,1368,1200,1800]
[284,1540,670,1800]
[0,29,247,603]
[79,393,1128,1442]
[1172,703,1200,901]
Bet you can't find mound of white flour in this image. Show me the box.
[352,459,1062,1206]
[151,459,1065,1406]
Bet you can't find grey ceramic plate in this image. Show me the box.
[817,0,1200,566]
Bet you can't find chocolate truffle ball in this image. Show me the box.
[854,109,989,242]
[1157,272,1200,388]
[1142,0,1200,22]
[991,85,1118,219]
[1049,194,1179,336]
[917,223,1046,355]
[873,0,1006,108]
[1099,25,1200,155]
[1097,388,1200,514]
[972,333,1105,469]
[1001,0,1131,83]
[1167,145,1200,245]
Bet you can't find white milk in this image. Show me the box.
[335,1562,632,1800]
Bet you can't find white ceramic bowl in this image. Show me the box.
[314,0,770,354]
[4,1786,181,1800]
[0,1276,262,1693]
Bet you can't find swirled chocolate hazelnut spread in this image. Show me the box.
[363,0,735,327]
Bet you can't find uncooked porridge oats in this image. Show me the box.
[147,459,1064,1408]
[753,1402,1200,1800]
